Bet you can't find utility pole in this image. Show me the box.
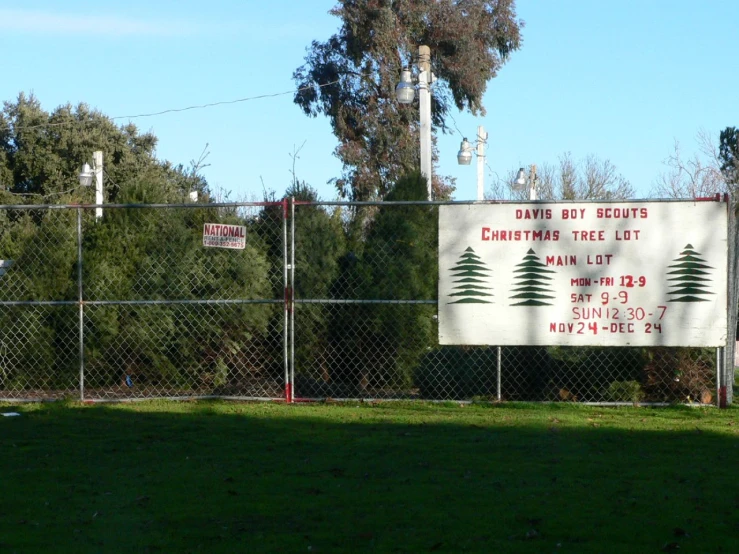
[93,151,103,219]
[476,126,487,201]
[418,45,432,200]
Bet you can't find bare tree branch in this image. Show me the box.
[651,131,727,199]
[491,153,633,201]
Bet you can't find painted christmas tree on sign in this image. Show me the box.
[510,249,556,306]
[666,244,715,302]
[447,247,493,304]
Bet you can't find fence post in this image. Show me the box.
[282,198,291,402]
[729,194,738,405]
[290,196,296,402]
[77,207,85,401]
[721,194,737,407]
[497,346,501,401]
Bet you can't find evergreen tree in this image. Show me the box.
[719,126,738,187]
[0,93,207,202]
[327,171,437,391]
[285,181,347,387]
[0,94,275,392]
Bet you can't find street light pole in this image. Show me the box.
[79,150,104,220]
[418,45,432,199]
[457,125,488,201]
[476,126,487,201]
[529,163,538,200]
[93,151,103,219]
[396,45,434,200]
[515,164,538,200]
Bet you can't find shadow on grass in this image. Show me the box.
[1,401,738,553]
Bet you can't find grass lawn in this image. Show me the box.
[1,400,739,553]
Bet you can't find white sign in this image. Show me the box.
[203,223,246,250]
[439,201,728,347]
[0,259,13,277]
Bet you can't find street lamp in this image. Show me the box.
[395,69,415,104]
[457,126,488,200]
[396,45,434,200]
[78,150,103,219]
[457,138,473,165]
[513,164,538,200]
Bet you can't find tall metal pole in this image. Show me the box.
[529,163,538,201]
[290,197,296,403]
[476,126,487,201]
[418,45,432,200]
[496,346,501,401]
[716,347,723,407]
[725,194,737,405]
[282,198,290,402]
[93,150,103,220]
[77,208,85,400]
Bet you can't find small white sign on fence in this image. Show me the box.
[0,259,14,277]
[202,224,246,250]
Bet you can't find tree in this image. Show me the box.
[719,126,738,187]
[0,92,208,203]
[651,131,726,199]
[293,0,522,201]
[491,153,633,200]
[0,93,277,394]
[325,171,437,392]
[282,180,347,390]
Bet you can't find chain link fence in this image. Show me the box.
[0,200,734,404]
[0,202,287,401]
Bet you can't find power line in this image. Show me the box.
[2,184,86,198]
[445,110,466,140]
[14,78,343,131]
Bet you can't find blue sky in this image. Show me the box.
[0,0,736,201]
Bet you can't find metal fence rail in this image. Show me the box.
[0,199,734,405]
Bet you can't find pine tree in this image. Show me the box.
[447,247,493,304]
[293,1,523,200]
[509,248,555,306]
[666,244,715,302]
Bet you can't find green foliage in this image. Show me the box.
[643,347,715,403]
[417,346,554,401]
[82,206,274,389]
[287,181,347,384]
[293,1,522,200]
[604,380,645,403]
[0,94,276,392]
[719,126,738,186]
[547,346,646,401]
[416,346,498,400]
[290,181,346,300]
[0,93,207,203]
[327,172,437,390]
[0,208,81,390]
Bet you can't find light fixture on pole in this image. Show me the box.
[457,138,472,165]
[396,45,434,200]
[457,126,488,201]
[395,69,415,104]
[513,164,538,200]
[78,150,104,219]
